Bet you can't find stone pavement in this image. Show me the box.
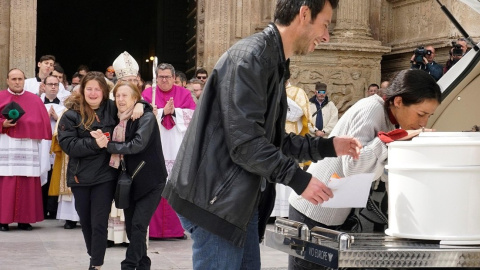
[0,219,288,270]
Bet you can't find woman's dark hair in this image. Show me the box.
[384,69,442,110]
[274,0,339,26]
[64,71,109,130]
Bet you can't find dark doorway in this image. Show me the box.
[36,0,190,82]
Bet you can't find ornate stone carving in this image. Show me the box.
[196,0,206,68]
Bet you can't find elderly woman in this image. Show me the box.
[91,81,167,270]
[58,72,145,270]
[287,69,442,270]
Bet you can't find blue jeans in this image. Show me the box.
[178,211,261,270]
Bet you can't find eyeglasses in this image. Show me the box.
[197,76,207,80]
[107,69,115,73]
[46,83,59,87]
[158,75,173,80]
[316,90,326,94]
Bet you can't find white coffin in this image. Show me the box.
[386,133,480,243]
[388,132,480,166]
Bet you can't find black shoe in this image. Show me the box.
[0,223,9,231]
[18,223,33,231]
[175,233,188,240]
[64,220,77,229]
[45,211,57,220]
[107,240,114,248]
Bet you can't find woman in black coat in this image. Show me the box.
[91,81,167,270]
[58,72,146,270]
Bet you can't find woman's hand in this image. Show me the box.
[90,129,108,148]
[90,129,103,139]
[132,102,144,121]
[397,127,434,141]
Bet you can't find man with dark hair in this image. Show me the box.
[190,78,205,100]
[51,64,71,102]
[76,64,89,76]
[194,68,208,83]
[39,75,65,220]
[174,71,188,87]
[24,55,56,96]
[367,83,379,96]
[104,65,116,84]
[142,63,196,240]
[68,72,81,92]
[309,82,338,138]
[162,1,361,269]
[444,38,468,73]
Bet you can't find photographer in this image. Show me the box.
[444,38,468,73]
[410,45,443,81]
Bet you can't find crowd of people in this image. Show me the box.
[409,38,470,82]
[0,50,205,269]
[0,0,453,269]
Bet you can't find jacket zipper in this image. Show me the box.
[209,167,241,205]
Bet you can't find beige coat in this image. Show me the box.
[309,100,338,138]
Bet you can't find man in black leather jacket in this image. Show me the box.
[163,0,361,269]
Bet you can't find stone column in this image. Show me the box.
[289,0,390,115]
[333,0,374,41]
[203,1,233,71]
[201,0,266,72]
[0,0,10,89]
[9,0,36,79]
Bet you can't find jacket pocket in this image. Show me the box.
[209,167,241,205]
[67,159,80,184]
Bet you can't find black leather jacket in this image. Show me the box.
[58,100,118,187]
[107,112,167,201]
[163,23,337,247]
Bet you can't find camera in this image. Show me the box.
[451,41,463,57]
[413,46,432,63]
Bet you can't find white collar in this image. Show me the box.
[7,88,25,95]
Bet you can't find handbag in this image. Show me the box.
[114,159,145,209]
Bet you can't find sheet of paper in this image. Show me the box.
[321,173,375,208]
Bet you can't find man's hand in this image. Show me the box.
[163,97,175,115]
[152,104,158,116]
[315,130,325,137]
[300,177,333,205]
[39,83,46,96]
[49,106,58,121]
[333,136,362,159]
[2,119,16,128]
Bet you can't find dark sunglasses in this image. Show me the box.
[197,76,207,79]
[316,90,326,94]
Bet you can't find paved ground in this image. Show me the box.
[0,219,288,269]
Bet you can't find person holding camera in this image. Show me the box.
[444,38,468,73]
[410,45,443,81]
